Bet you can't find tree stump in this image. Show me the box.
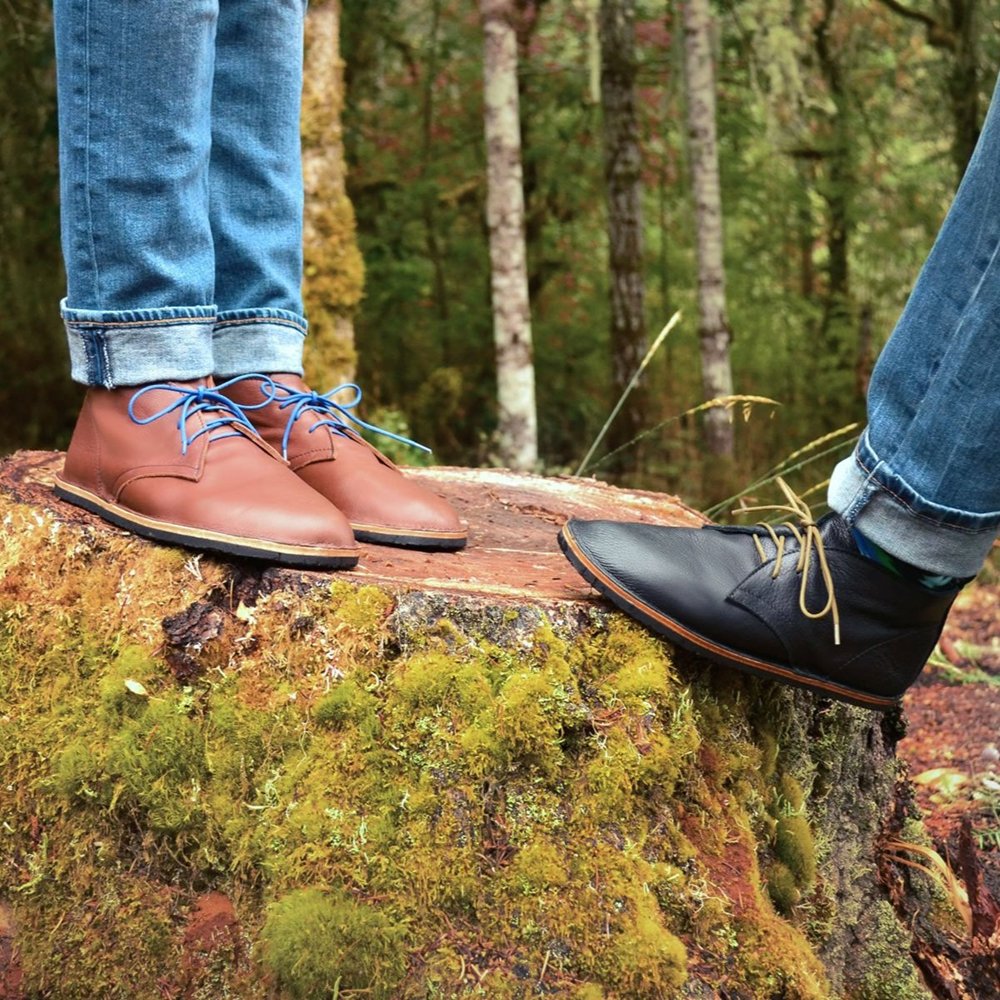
[0,451,939,999]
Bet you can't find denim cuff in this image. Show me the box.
[62,299,216,388]
[828,430,1000,577]
[212,308,307,379]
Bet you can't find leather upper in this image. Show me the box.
[220,374,464,536]
[59,380,358,550]
[566,513,957,699]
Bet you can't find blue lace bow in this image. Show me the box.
[263,380,430,461]
[128,375,269,454]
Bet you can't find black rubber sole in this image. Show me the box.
[352,525,467,551]
[54,479,360,570]
[558,523,897,711]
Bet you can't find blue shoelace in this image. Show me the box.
[260,380,430,461]
[128,375,270,454]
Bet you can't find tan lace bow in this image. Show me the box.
[735,478,841,645]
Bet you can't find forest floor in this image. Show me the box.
[899,577,1000,887]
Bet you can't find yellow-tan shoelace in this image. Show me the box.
[735,478,841,645]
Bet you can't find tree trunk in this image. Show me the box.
[814,0,857,423]
[480,0,539,470]
[421,0,450,337]
[0,0,79,454]
[0,449,954,999]
[680,0,735,459]
[514,0,549,304]
[948,0,979,180]
[301,0,365,389]
[876,0,981,183]
[600,0,649,474]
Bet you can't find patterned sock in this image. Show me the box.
[850,528,968,593]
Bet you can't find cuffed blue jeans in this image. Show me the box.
[829,74,1000,578]
[54,0,309,387]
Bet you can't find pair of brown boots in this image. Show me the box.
[54,374,466,568]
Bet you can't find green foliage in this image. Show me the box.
[765,860,802,913]
[775,814,818,887]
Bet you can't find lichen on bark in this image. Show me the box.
[301,0,364,389]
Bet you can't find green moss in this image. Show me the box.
[854,901,929,1000]
[52,740,100,802]
[778,772,806,811]
[731,913,829,1000]
[494,658,585,776]
[315,678,378,727]
[328,584,392,639]
[599,652,672,707]
[765,860,801,913]
[775,813,817,888]
[105,696,210,834]
[603,895,687,994]
[391,652,491,715]
[0,494,923,998]
[261,888,407,1000]
[506,838,568,895]
[98,645,161,722]
[758,730,779,782]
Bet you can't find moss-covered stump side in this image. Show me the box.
[0,482,934,999]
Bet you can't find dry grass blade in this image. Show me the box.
[586,394,780,474]
[575,312,682,477]
[885,839,972,938]
[702,422,860,521]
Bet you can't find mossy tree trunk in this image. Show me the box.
[0,452,955,999]
[301,0,364,389]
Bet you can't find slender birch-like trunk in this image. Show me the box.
[301,0,364,388]
[680,0,734,458]
[480,0,538,470]
[600,0,648,471]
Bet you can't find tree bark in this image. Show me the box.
[301,0,365,388]
[421,0,450,335]
[680,0,735,458]
[0,450,950,999]
[480,0,539,470]
[600,0,649,473]
[814,0,858,416]
[947,0,980,180]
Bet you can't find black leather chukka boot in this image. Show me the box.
[558,511,960,710]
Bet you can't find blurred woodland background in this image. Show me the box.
[3,0,1000,511]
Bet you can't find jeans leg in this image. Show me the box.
[209,0,309,379]
[54,0,219,386]
[828,73,1000,577]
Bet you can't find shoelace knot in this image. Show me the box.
[735,477,841,645]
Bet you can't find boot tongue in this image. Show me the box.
[817,511,856,550]
[271,373,308,392]
[126,377,215,421]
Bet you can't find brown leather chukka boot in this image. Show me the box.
[219,374,467,551]
[55,377,360,568]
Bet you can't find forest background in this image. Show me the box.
[2,0,997,513]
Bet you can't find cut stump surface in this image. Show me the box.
[0,450,705,603]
